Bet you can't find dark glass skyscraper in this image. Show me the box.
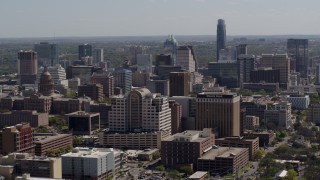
[216,19,226,61]
[287,39,309,77]
[78,44,93,59]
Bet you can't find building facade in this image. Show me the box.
[18,51,38,85]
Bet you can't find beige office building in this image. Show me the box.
[196,92,240,137]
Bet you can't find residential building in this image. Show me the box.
[161,129,215,169]
[196,92,240,137]
[169,100,182,134]
[0,123,34,155]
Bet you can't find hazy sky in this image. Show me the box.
[1,0,320,38]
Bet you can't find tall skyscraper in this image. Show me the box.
[93,48,104,64]
[78,44,92,59]
[236,44,247,58]
[196,92,240,137]
[287,39,309,77]
[128,46,144,65]
[18,51,38,85]
[34,42,58,66]
[216,19,226,61]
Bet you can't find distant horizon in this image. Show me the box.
[1,0,320,38]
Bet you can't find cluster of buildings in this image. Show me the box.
[1,18,320,179]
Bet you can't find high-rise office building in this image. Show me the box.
[287,39,309,77]
[34,42,58,66]
[112,69,132,95]
[236,44,247,58]
[18,51,38,85]
[259,54,290,88]
[108,88,171,133]
[196,92,240,137]
[93,48,104,64]
[90,72,114,97]
[176,46,197,72]
[216,19,226,61]
[78,44,93,60]
[208,61,239,88]
[238,54,255,88]
[169,72,190,97]
[128,46,144,65]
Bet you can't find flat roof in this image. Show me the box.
[34,134,71,144]
[199,147,245,160]
[188,171,208,179]
[163,130,209,143]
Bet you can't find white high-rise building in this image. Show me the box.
[108,88,172,133]
[176,46,197,72]
[61,147,123,179]
[36,65,66,84]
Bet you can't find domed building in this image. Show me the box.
[38,66,54,96]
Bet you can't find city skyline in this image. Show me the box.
[1,0,320,38]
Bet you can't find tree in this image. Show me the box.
[73,136,84,146]
[179,166,193,175]
[284,169,297,180]
[152,151,160,160]
[155,165,165,171]
[254,149,265,160]
[35,126,50,133]
[168,170,180,179]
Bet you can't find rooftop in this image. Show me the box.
[199,147,245,160]
[34,134,71,144]
[188,171,208,179]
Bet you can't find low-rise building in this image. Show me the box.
[244,115,259,130]
[188,171,208,180]
[99,131,170,150]
[308,104,320,125]
[243,130,275,147]
[34,133,73,156]
[61,147,123,180]
[215,136,259,160]
[161,129,215,169]
[286,95,310,110]
[66,111,100,135]
[197,147,249,176]
[0,110,48,128]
